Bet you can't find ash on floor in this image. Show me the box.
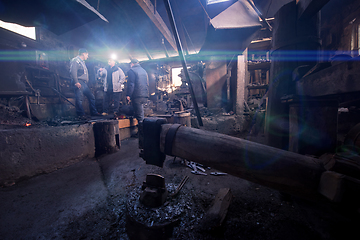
[0,138,359,240]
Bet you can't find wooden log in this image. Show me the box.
[203,188,233,228]
[159,124,325,201]
[94,120,120,156]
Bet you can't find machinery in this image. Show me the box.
[140,117,360,213]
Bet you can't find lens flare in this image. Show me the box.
[110,53,117,60]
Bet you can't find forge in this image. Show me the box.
[126,174,191,240]
[2,0,360,239]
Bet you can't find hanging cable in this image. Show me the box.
[246,0,272,31]
[182,23,198,54]
[197,0,211,21]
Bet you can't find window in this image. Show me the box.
[172,67,183,87]
[207,0,231,5]
[350,18,360,56]
[0,20,36,40]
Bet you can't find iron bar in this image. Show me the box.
[163,0,203,126]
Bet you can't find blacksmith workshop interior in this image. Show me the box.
[1,0,360,239]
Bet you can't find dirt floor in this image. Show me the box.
[0,103,359,239]
[0,135,359,240]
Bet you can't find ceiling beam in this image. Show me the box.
[296,0,330,20]
[135,0,177,51]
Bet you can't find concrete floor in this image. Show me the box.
[0,137,359,240]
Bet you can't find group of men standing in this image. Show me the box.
[70,48,149,123]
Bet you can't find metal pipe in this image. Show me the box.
[163,0,203,126]
[50,87,75,106]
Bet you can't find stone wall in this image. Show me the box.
[0,124,95,187]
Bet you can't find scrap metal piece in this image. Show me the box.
[76,0,108,22]
[210,172,227,176]
[184,160,195,170]
[191,170,207,176]
[186,161,206,172]
[196,165,206,172]
[170,175,189,197]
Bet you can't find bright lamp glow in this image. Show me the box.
[110,53,117,60]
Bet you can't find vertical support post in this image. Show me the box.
[265,1,320,150]
[235,49,248,114]
[163,0,203,126]
[289,99,338,156]
[205,60,227,109]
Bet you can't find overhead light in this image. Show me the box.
[110,53,117,60]
[207,0,231,5]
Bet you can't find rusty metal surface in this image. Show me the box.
[199,1,262,56]
[210,0,261,29]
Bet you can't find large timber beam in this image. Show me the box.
[135,0,177,51]
[296,0,330,20]
[297,61,360,97]
[141,120,326,201]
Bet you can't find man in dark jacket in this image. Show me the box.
[98,58,125,116]
[126,59,149,122]
[70,48,99,117]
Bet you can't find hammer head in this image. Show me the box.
[140,117,167,167]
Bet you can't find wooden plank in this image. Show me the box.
[319,171,345,202]
[297,61,360,97]
[135,0,177,51]
[203,188,233,228]
[249,38,271,50]
[297,0,330,20]
[247,84,268,90]
[248,61,270,70]
[118,118,138,129]
[319,171,360,203]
